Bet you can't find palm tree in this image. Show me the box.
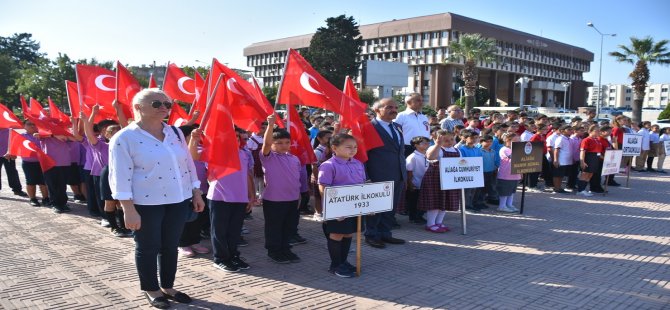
[446,33,497,116]
[609,36,670,123]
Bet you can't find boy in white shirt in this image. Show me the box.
[405,136,431,224]
[552,125,574,194]
[635,121,651,171]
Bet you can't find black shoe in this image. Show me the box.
[553,189,568,194]
[607,181,621,187]
[61,205,71,213]
[399,211,408,216]
[231,256,250,270]
[329,264,355,278]
[41,197,51,206]
[391,223,401,229]
[288,234,307,246]
[284,250,301,263]
[487,199,500,205]
[299,208,315,215]
[341,261,356,273]
[144,292,170,309]
[381,237,406,245]
[162,291,191,304]
[214,261,240,272]
[590,188,605,193]
[52,206,64,214]
[112,228,126,237]
[365,238,386,249]
[268,252,291,264]
[410,218,427,225]
[13,190,28,197]
[74,194,87,203]
[465,207,481,213]
[29,199,40,207]
[237,236,249,247]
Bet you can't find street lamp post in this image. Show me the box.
[587,22,616,118]
[561,82,571,111]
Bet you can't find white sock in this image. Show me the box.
[426,210,439,227]
[436,211,446,225]
[499,196,509,209]
[507,195,514,207]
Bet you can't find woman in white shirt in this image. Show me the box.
[109,89,205,309]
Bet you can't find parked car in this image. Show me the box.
[651,119,670,127]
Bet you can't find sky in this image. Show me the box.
[2,0,669,85]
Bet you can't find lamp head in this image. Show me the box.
[587,22,594,27]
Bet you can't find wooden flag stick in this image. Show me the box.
[198,74,224,129]
[356,215,362,277]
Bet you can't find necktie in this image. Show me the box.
[389,122,399,146]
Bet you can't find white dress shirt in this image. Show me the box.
[638,128,650,151]
[375,117,401,146]
[109,122,200,205]
[406,150,429,188]
[520,130,534,142]
[394,108,430,145]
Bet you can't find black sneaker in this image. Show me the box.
[329,264,355,278]
[231,256,250,270]
[299,208,315,215]
[121,228,134,237]
[284,250,301,263]
[268,252,291,264]
[29,199,40,207]
[74,194,87,203]
[341,261,356,273]
[61,205,71,213]
[288,234,307,246]
[237,236,249,247]
[112,228,127,237]
[553,189,568,194]
[13,190,28,197]
[213,261,239,273]
[52,206,64,214]
[41,197,51,206]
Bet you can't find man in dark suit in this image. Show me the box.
[364,98,407,248]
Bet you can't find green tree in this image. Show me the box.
[357,88,375,105]
[0,53,17,104]
[11,53,76,108]
[263,85,278,103]
[0,33,44,64]
[445,33,497,117]
[659,104,670,120]
[304,15,363,87]
[609,36,670,123]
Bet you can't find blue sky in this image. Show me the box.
[2,0,669,85]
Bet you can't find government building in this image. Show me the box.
[243,12,594,109]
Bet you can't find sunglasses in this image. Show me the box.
[150,100,172,109]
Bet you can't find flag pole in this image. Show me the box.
[74,65,84,114]
[199,74,224,129]
[356,215,362,277]
[273,49,292,112]
[65,81,74,117]
[161,61,170,90]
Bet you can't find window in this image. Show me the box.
[649,89,655,93]
[626,89,632,93]
[610,89,616,93]
[398,36,403,43]
[661,96,668,101]
[609,97,615,101]
[662,88,668,92]
[649,97,655,101]
[424,33,430,40]
[407,35,413,42]
[625,97,631,101]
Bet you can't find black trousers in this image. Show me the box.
[529,157,552,188]
[482,171,498,200]
[210,200,246,263]
[0,157,22,192]
[133,199,189,291]
[566,162,579,189]
[365,179,403,240]
[179,195,208,247]
[91,175,105,214]
[83,170,100,216]
[590,160,605,191]
[44,166,68,207]
[405,188,420,221]
[262,199,299,254]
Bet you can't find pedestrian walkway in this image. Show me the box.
[1,166,669,309]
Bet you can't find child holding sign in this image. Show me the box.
[577,125,601,196]
[318,133,366,278]
[657,127,669,173]
[496,133,521,212]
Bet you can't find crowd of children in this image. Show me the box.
[2,101,669,281]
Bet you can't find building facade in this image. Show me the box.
[243,12,594,109]
[587,83,670,109]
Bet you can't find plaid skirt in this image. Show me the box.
[418,163,461,211]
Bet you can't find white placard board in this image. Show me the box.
[664,141,670,155]
[622,133,642,156]
[322,181,394,221]
[439,157,485,190]
[601,150,624,176]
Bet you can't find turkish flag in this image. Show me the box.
[148,73,158,88]
[115,61,139,118]
[163,63,198,103]
[75,64,117,120]
[188,72,210,125]
[287,106,317,165]
[199,79,241,181]
[66,80,105,123]
[27,97,45,118]
[277,48,354,113]
[0,103,22,129]
[250,78,284,129]
[7,129,56,172]
[21,97,71,137]
[342,76,383,162]
[194,71,205,102]
[167,102,190,127]
[209,59,269,133]
[48,97,72,127]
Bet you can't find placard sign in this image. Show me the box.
[439,157,484,190]
[511,141,544,174]
[622,133,642,156]
[601,150,623,176]
[322,181,394,221]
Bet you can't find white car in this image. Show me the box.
[651,119,670,127]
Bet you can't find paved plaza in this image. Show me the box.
[1,162,669,309]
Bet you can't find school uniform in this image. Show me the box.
[478,147,500,203]
[247,134,264,199]
[67,141,82,186]
[567,135,582,189]
[529,133,552,188]
[41,137,71,209]
[311,145,329,204]
[81,139,100,216]
[0,129,23,193]
[553,135,572,178]
[497,146,521,196]
[260,151,301,256]
[20,133,45,186]
[459,145,485,209]
[405,150,429,222]
[590,137,610,191]
[208,149,253,265]
[88,136,107,214]
[418,147,461,211]
[635,128,651,170]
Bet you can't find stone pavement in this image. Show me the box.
[1,162,669,309]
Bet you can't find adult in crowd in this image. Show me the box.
[394,93,430,157]
[439,105,465,132]
[0,128,28,197]
[364,98,407,249]
[109,89,205,309]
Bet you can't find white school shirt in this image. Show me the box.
[554,135,573,166]
[520,130,534,142]
[247,134,263,151]
[109,122,200,205]
[649,132,660,144]
[406,150,429,188]
[637,128,650,150]
[394,108,430,145]
[660,134,670,142]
